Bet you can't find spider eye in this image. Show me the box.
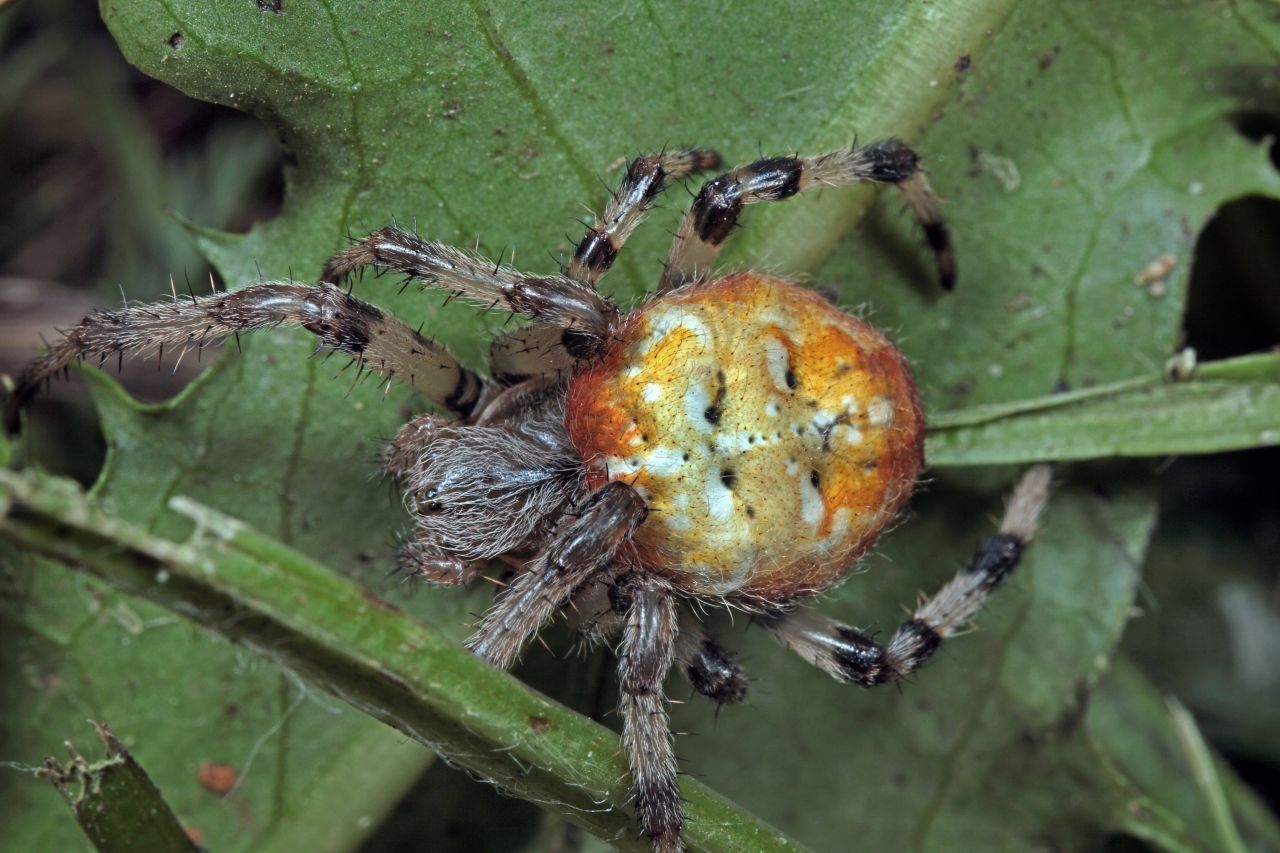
[417,488,444,514]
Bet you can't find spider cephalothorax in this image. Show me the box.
[7,139,1050,853]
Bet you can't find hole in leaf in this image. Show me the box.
[1231,111,1280,170]
[1183,195,1280,360]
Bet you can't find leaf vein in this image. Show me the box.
[317,0,373,245]
[460,2,643,289]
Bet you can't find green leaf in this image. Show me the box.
[4,0,1279,850]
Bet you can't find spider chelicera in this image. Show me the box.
[6,139,1051,852]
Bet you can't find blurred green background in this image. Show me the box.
[1,0,1277,849]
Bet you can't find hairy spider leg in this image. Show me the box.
[673,607,749,706]
[763,464,1051,685]
[487,322,581,387]
[566,575,626,649]
[569,578,748,706]
[618,576,682,853]
[322,226,620,347]
[488,148,721,386]
[3,282,483,432]
[465,481,648,669]
[567,148,721,287]
[397,537,491,587]
[660,138,954,293]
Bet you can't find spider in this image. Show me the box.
[6,139,1051,852]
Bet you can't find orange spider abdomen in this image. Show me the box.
[565,273,924,603]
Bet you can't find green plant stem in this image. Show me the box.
[41,722,200,853]
[927,353,1280,465]
[0,470,803,853]
[1167,699,1247,853]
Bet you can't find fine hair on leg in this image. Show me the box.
[322,226,620,346]
[488,323,580,387]
[567,148,721,287]
[673,608,748,706]
[4,281,484,431]
[660,138,955,293]
[567,575,625,652]
[617,575,683,853]
[465,481,648,669]
[764,465,1051,686]
[487,148,722,387]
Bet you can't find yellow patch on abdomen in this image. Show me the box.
[566,273,924,603]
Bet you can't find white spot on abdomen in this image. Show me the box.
[683,382,714,433]
[821,507,851,550]
[705,471,734,520]
[643,445,687,476]
[765,338,790,392]
[644,307,714,355]
[800,473,824,532]
[867,397,893,426]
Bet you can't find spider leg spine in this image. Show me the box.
[322,226,620,345]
